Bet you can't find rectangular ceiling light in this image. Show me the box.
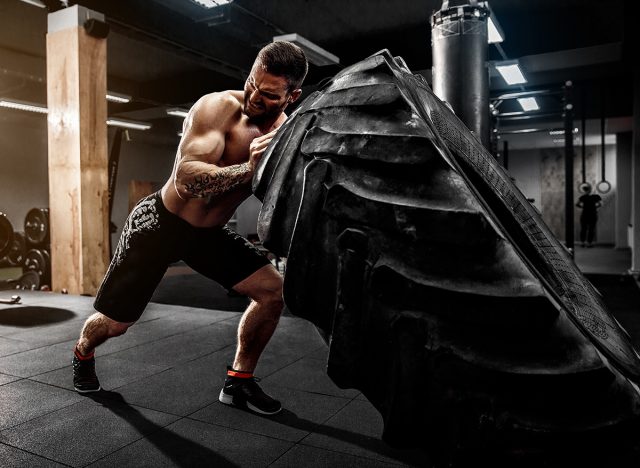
[273,33,340,66]
[191,0,232,8]
[106,92,132,103]
[0,98,48,114]
[517,97,540,112]
[482,2,504,44]
[107,118,152,130]
[166,107,189,118]
[487,16,504,43]
[495,62,527,85]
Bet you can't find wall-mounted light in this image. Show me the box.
[273,33,340,66]
[495,61,527,85]
[166,108,189,118]
[0,98,48,114]
[517,97,539,112]
[106,92,132,103]
[107,118,151,130]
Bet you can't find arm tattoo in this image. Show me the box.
[183,162,250,198]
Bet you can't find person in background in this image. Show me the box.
[576,185,602,248]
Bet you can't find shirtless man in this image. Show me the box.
[72,41,307,416]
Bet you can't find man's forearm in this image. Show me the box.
[179,161,251,198]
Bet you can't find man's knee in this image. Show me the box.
[234,265,284,310]
[261,286,284,311]
[251,275,283,310]
[254,285,284,323]
[87,311,133,337]
[108,319,133,337]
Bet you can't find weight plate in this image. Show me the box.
[24,249,47,278]
[24,208,49,246]
[41,249,51,286]
[16,270,40,290]
[6,232,26,267]
[0,213,14,259]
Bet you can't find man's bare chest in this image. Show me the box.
[220,123,262,167]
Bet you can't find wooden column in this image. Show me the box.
[46,6,109,295]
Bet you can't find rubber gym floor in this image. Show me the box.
[0,246,638,467]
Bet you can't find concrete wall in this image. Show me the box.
[507,148,542,211]
[595,145,617,244]
[508,144,617,243]
[0,117,49,233]
[108,130,176,246]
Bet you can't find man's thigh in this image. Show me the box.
[183,227,272,292]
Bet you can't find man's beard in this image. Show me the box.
[244,93,284,123]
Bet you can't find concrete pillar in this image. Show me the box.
[616,132,632,249]
[46,6,109,294]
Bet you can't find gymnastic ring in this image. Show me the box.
[596,180,611,194]
[578,182,592,194]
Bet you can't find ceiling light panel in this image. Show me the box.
[496,63,527,85]
[517,97,540,112]
[106,92,132,103]
[166,108,189,118]
[191,0,232,8]
[487,16,503,43]
[18,0,46,8]
[0,98,48,114]
[273,33,340,66]
[107,118,152,130]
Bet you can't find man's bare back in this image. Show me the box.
[161,86,288,228]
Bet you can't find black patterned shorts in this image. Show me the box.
[94,191,270,322]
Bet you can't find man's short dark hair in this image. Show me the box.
[257,41,308,91]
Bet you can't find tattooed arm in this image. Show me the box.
[173,93,274,200]
[178,160,251,199]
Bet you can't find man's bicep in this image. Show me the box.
[173,127,226,199]
[179,94,236,164]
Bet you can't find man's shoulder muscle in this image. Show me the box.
[191,91,243,133]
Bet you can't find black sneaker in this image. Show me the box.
[219,373,281,415]
[72,352,101,393]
